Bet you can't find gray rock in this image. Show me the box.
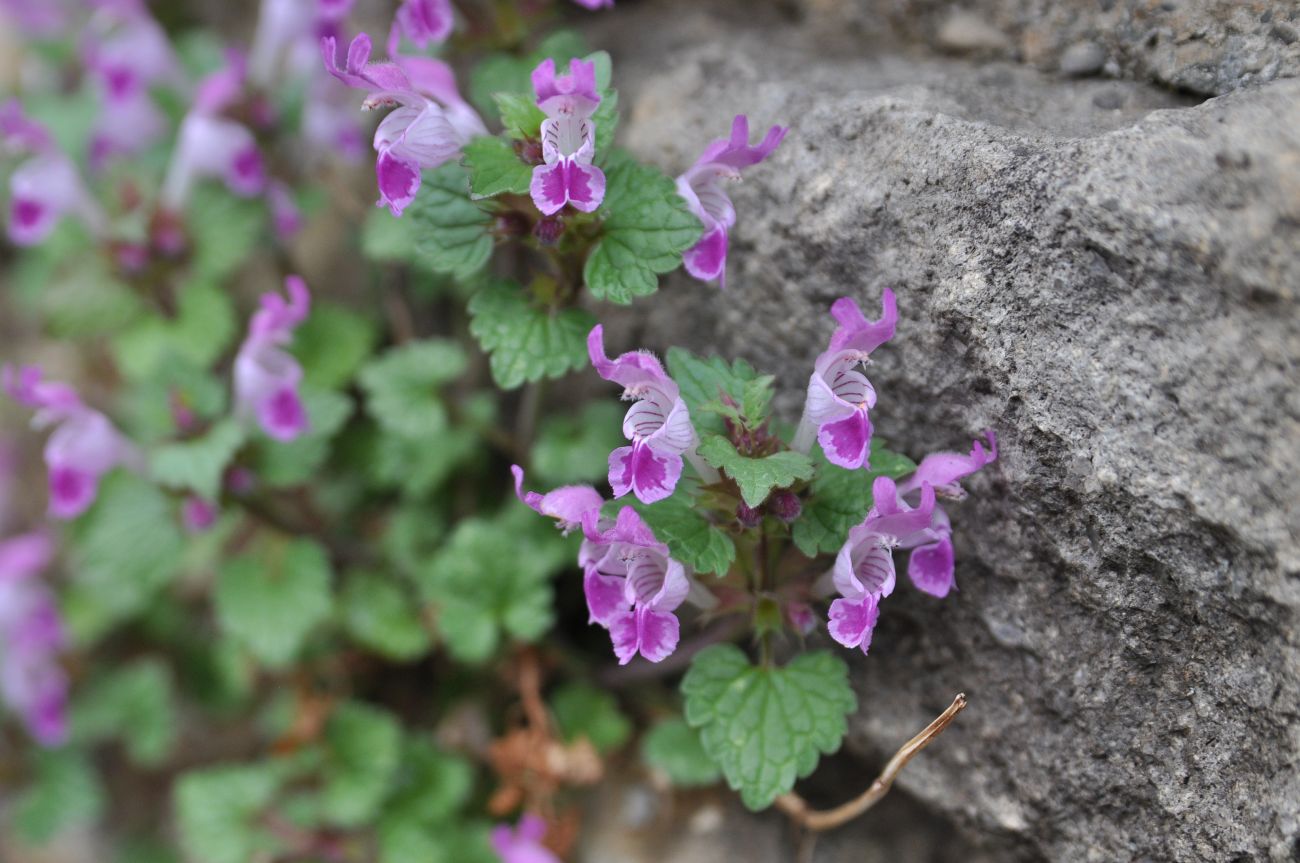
[1058,40,1108,77]
[591,3,1300,860]
[790,0,1300,95]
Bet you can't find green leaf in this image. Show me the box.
[468,31,589,121]
[120,359,228,443]
[467,281,595,389]
[531,400,625,485]
[551,683,631,754]
[406,163,494,279]
[320,702,403,827]
[175,764,282,863]
[791,444,918,557]
[666,348,761,436]
[418,515,566,663]
[682,646,856,810]
[11,749,105,845]
[186,185,267,282]
[65,473,185,643]
[385,741,474,825]
[341,572,432,661]
[294,303,378,390]
[149,419,246,501]
[38,256,144,338]
[463,136,533,198]
[358,340,466,437]
[494,92,545,139]
[697,436,814,509]
[112,281,237,382]
[369,426,478,499]
[362,206,421,267]
[585,51,619,155]
[641,718,721,787]
[72,659,176,766]
[215,539,333,668]
[252,388,354,488]
[583,151,701,304]
[632,495,735,577]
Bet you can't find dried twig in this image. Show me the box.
[775,693,968,832]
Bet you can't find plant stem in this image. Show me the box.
[774,693,968,831]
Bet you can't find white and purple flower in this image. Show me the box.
[388,0,454,53]
[890,430,998,598]
[322,32,486,216]
[827,477,936,654]
[0,532,67,746]
[793,290,898,470]
[2,102,106,247]
[588,325,698,505]
[233,276,312,441]
[3,366,137,520]
[581,507,691,665]
[161,53,267,210]
[676,115,786,288]
[511,465,603,536]
[529,57,605,216]
[82,0,177,167]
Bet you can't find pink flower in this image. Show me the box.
[182,497,219,533]
[571,0,614,8]
[3,366,138,520]
[587,325,696,505]
[511,465,603,535]
[388,0,454,54]
[490,814,559,863]
[0,532,67,746]
[581,507,691,664]
[161,53,267,210]
[2,102,106,246]
[82,0,176,166]
[890,430,998,598]
[529,58,605,216]
[234,276,312,441]
[322,32,485,215]
[828,478,935,654]
[793,290,898,469]
[676,115,785,288]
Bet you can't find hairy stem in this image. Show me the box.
[775,693,968,832]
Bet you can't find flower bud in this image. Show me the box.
[769,490,802,523]
[533,216,565,246]
[736,502,762,528]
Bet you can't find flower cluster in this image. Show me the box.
[1,102,106,246]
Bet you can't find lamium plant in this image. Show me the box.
[0,1,996,860]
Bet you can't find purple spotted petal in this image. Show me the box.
[531,58,600,117]
[827,594,879,654]
[908,537,956,598]
[584,565,627,626]
[608,442,682,505]
[610,607,680,665]
[529,161,570,216]
[374,149,422,216]
[683,224,729,285]
[817,410,872,469]
[564,160,605,212]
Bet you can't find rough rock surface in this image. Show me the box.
[793,0,1300,95]
[588,1,1300,860]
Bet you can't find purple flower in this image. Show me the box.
[388,0,454,54]
[587,325,697,505]
[511,465,603,535]
[490,814,559,863]
[233,276,312,441]
[83,0,176,166]
[161,53,267,210]
[571,0,614,8]
[2,102,106,246]
[792,290,898,469]
[529,58,605,216]
[268,181,303,240]
[3,366,137,520]
[0,532,67,746]
[676,115,786,288]
[322,32,485,216]
[581,507,690,665]
[0,0,71,36]
[828,477,935,654]
[890,430,998,598]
